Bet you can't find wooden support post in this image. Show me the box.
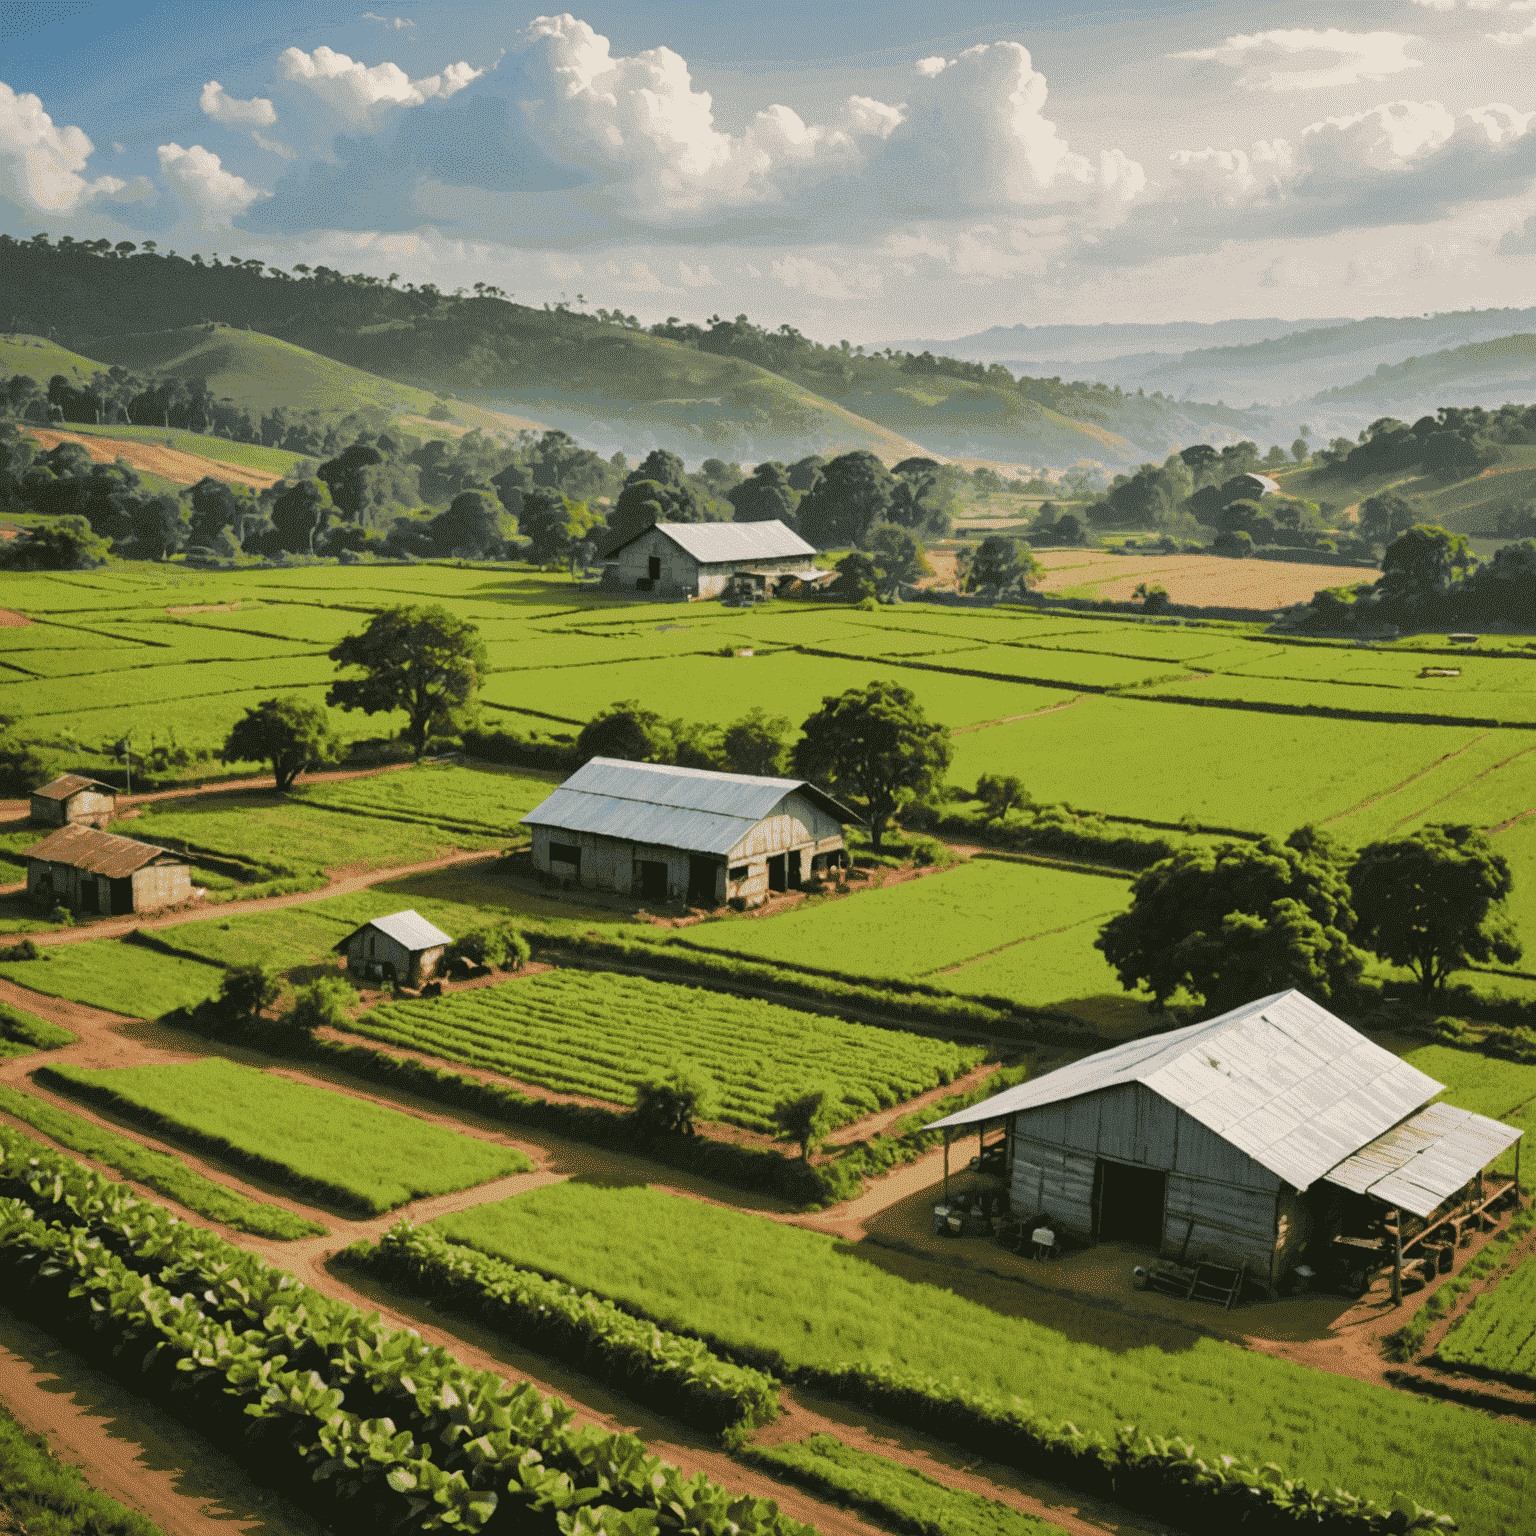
[1518,1138,1525,1209]
[1391,1210,1403,1308]
[943,1131,951,1204]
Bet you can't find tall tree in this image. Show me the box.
[269,478,335,553]
[966,535,1039,595]
[1357,491,1416,551]
[222,697,341,790]
[575,701,675,765]
[794,450,896,549]
[864,524,931,597]
[328,605,487,757]
[1379,524,1475,606]
[1349,825,1521,998]
[727,461,799,526]
[428,488,505,558]
[721,707,793,776]
[793,680,951,850]
[1096,829,1362,1014]
[520,488,604,568]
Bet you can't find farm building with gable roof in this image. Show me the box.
[522,757,858,907]
[30,774,117,829]
[25,825,192,915]
[336,909,454,987]
[600,519,829,601]
[933,989,1522,1296]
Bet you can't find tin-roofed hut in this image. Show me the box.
[25,825,191,915]
[335,909,454,986]
[29,774,117,829]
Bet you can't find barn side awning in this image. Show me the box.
[1323,1101,1522,1218]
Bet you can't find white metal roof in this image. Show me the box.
[521,757,857,857]
[1323,1101,1523,1217]
[932,990,1443,1192]
[610,519,816,564]
[338,908,453,953]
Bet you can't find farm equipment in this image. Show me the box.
[1144,1258,1248,1309]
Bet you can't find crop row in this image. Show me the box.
[1434,1254,1536,1386]
[340,1221,780,1440]
[357,970,983,1133]
[0,1125,813,1536]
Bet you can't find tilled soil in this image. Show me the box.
[23,427,285,491]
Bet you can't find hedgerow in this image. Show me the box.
[0,1127,813,1536]
[339,1221,781,1441]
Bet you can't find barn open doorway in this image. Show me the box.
[78,879,97,914]
[767,853,787,892]
[1095,1159,1166,1248]
[687,856,717,906]
[639,861,668,902]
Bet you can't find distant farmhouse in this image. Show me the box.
[601,519,832,602]
[522,758,857,907]
[336,909,453,986]
[25,826,191,915]
[30,774,116,829]
[935,989,1521,1298]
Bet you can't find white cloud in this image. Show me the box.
[1409,0,1503,10]
[915,57,949,77]
[773,254,853,298]
[619,261,662,290]
[279,44,481,122]
[1488,19,1536,44]
[363,12,415,28]
[1170,29,1423,91]
[253,132,297,159]
[200,81,278,127]
[0,83,134,213]
[157,142,267,223]
[678,260,717,285]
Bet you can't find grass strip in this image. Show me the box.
[740,1434,1053,1536]
[0,998,76,1054]
[0,1399,164,1536]
[338,1220,780,1442]
[35,1058,532,1216]
[1431,1249,1536,1386]
[0,1082,324,1240]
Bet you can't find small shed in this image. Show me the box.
[932,989,1522,1294]
[336,909,453,986]
[601,520,819,601]
[25,825,192,915]
[522,757,858,906]
[30,774,117,829]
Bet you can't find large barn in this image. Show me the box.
[522,758,857,907]
[25,825,193,915]
[600,519,826,601]
[933,989,1522,1295]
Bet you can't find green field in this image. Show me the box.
[20,418,307,478]
[430,1182,1531,1534]
[347,969,985,1132]
[0,941,223,1015]
[1435,1256,1536,1383]
[41,1057,532,1214]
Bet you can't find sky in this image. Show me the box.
[6,0,1536,345]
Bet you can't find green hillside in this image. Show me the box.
[1314,334,1536,412]
[0,333,115,386]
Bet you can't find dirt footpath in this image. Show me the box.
[23,427,285,491]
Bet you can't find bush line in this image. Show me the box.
[339,1222,780,1442]
[0,1128,812,1536]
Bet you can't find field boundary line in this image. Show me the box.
[926,909,1121,977]
[1386,743,1536,835]
[950,695,1090,733]
[1321,733,1495,826]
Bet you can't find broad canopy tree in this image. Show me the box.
[328,605,487,757]
[1096,828,1362,1016]
[221,696,341,790]
[1349,824,1521,998]
[966,535,1039,596]
[792,680,951,851]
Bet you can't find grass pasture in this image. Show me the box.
[0,941,223,1016]
[431,1182,1531,1535]
[40,1057,532,1214]
[348,969,985,1132]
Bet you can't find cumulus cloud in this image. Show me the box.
[1170,29,1423,91]
[0,83,142,213]
[200,81,277,127]
[678,261,716,285]
[363,12,415,27]
[1488,18,1536,43]
[254,132,298,159]
[157,142,267,223]
[1496,211,1536,250]
[279,45,481,122]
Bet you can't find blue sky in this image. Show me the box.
[6,1,1536,342]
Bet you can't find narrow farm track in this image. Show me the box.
[1320,731,1495,826]
[0,1016,1147,1536]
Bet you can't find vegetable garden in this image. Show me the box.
[349,969,985,1132]
[1433,1254,1536,1385]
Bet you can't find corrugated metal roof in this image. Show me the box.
[24,824,183,878]
[609,519,816,564]
[1324,1101,1523,1217]
[931,990,1443,1192]
[522,757,858,857]
[337,909,454,953]
[31,774,115,802]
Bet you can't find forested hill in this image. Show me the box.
[1312,333,1536,415]
[0,234,1264,468]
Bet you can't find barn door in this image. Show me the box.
[1095,1159,1166,1248]
[109,877,134,914]
[767,854,786,892]
[79,878,98,914]
[686,856,717,906]
[639,860,668,901]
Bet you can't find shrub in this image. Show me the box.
[283,974,355,1036]
[0,938,42,962]
[634,1062,714,1135]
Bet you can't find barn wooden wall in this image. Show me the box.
[130,862,192,912]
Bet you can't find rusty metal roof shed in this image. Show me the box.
[31,774,115,802]
[24,824,184,878]
[1324,1101,1523,1218]
[335,909,453,954]
[522,757,859,857]
[931,989,1444,1193]
[605,520,816,564]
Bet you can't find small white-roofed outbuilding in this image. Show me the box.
[600,519,824,600]
[336,909,453,986]
[522,757,858,907]
[932,989,1523,1295]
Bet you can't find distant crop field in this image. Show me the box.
[672,859,1129,986]
[294,761,556,838]
[1033,549,1378,610]
[1402,1045,1536,1122]
[349,969,984,1131]
[1435,1256,1536,1384]
[43,1057,531,1213]
[431,1182,1531,1535]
